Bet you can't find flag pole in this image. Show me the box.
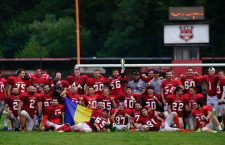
[75,0,80,64]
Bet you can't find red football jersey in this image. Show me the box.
[0,78,7,101]
[97,95,113,110]
[138,116,161,131]
[191,105,211,128]
[83,95,99,109]
[180,75,202,93]
[43,104,64,124]
[131,109,141,123]
[66,75,88,95]
[86,77,106,95]
[168,95,188,117]
[117,93,139,109]
[216,78,225,99]
[203,74,219,96]
[5,95,20,117]
[106,76,128,96]
[183,93,204,110]
[28,73,50,93]
[160,79,182,102]
[110,109,131,125]
[19,92,41,118]
[141,76,153,83]
[66,91,81,104]
[50,80,69,89]
[141,94,162,110]
[93,115,110,130]
[10,77,30,95]
[40,92,53,107]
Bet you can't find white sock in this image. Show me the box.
[4,119,8,127]
[218,125,222,131]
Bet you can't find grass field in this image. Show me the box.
[1,118,225,145]
[0,131,225,145]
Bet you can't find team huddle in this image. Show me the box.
[1,66,225,133]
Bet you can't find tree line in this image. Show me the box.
[0,0,224,58]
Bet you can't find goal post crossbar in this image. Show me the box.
[76,63,225,68]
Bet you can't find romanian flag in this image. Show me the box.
[64,97,93,125]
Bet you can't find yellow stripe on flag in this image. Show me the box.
[74,104,93,124]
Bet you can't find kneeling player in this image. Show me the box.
[18,86,42,131]
[3,87,20,130]
[57,109,110,132]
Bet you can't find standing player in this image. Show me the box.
[18,85,42,131]
[66,68,88,95]
[3,87,20,130]
[7,69,30,96]
[127,72,146,95]
[106,69,128,96]
[160,70,183,111]
[51,72,69,89]
[28,68,50,93]
[203,67,219,113]
[141,69,154,83]
[180,68,202,93]
[86,70,106,95]
[217,71,225,125]
[0,72,7,118]
[149,70,162,95]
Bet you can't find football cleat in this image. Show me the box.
[122,127,129,132]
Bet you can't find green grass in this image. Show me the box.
[0,132,225,145]
[1,118,225,145]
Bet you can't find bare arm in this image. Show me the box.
[37,101,42,116]
[7,84,12,97]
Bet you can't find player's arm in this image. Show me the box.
[140,88,146,96]
[110,109,118,123]
[18,100,23,118]
[93,122,100,132]
[60,88,67,98]
[154,111,164,122]
[193,118,197,131]
[7,84,12,96]
[110,96,118,108]
[220,86,225,102]
[206,111,212,121]
[160,88,166,104]
[168,103,172,114]
[78,96,85,106]
[153,96,162,107]
[4,83,8,97]
[185,104,190,112]
[37,101,43,116]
